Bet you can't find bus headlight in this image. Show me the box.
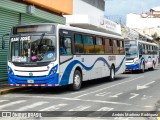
[8,67,14,75]
[49,65,58,75]
[134,59,139,64]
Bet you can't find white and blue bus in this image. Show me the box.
[2,23,125,90]
[125,39,159,72]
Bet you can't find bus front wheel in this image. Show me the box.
[70,70,82,91]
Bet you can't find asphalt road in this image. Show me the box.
[0,68,160,120]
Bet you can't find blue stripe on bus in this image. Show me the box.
[60,57,125,86]
[115,57,125,72]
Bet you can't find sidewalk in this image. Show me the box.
[0,82,24,95]
[156,101,160,120]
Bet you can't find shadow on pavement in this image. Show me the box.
[11,76,128,95]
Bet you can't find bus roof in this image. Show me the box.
[138,40,159,47]
[57,24,124,40]
[12,23,124,40]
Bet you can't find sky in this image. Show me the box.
[105,0,160,24]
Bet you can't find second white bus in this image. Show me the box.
[125,39,159,72]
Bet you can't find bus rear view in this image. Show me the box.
[8,24,59,87]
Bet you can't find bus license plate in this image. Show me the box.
[27,80,34,83]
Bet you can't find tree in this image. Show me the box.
[152,32,160,42]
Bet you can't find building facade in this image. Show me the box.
[72,0,105,18]
[0,0,72,82]
[126,6,160,37]
[65,0,121,35]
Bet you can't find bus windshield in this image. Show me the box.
[125,44,138,59]
[10,35,56,63]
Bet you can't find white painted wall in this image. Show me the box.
[126,13,160,29]
[73,0,104,18]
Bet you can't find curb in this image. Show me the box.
[157,113,160,120]
[0,87,25,95]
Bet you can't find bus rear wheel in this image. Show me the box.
[109,66,115,81]
[141,63,145,73]
[151,62,155,70]
[70,70,82,91]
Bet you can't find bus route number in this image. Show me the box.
[108,56,116,61]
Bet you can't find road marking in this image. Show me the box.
[141,95,152,100]
[69,105,90,111]
[129,93,139,99]
[114,117,133,120]
[11,95,131,106]
[137,81,155,90]
[88,107,114,117]
[97,107,114,111]
[16,102,48,111]
[109,93,123,98]
[74,76,144,98]
[95,92,111,96]
[74,99,131,105]
[144,106,153,108]
[0,100,9,103]
[62,105,91,116]
[39,104,67,111]
[71,91,86,94]
[0,100,26,110]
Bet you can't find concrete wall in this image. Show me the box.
[73,0,104,17]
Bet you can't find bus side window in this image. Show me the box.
[74,34,83,54]
[64,37,72,54]
[139,44,143,55]
[104,38,113,54]
[95,37,104,54]
[113,40,119,54]
[83,35,94,54]
[142,44,146,54]
[120,41,125,54]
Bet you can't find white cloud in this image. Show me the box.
[105,0,160,15]
[105,0,160,24]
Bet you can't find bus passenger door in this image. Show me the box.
[60,37,73,63]
[59,30,73,84]
[59,30,73,63]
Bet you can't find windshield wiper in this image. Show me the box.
[37,33,46,51]
[39,33,45,45]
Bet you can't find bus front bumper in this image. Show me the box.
[8,73,59,87]
[125,64,140,71]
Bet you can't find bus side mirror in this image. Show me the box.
[2,40,5,49]
[139,54,142,58]
[2,33,9,49]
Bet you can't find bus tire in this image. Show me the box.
[151,61,155,70]
[109,66,115,81]
[141,63,145,73]
[70,70,82,91]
